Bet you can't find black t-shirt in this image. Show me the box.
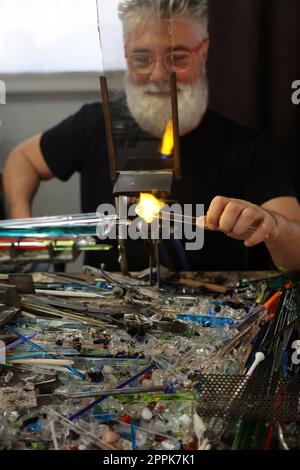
[40,103,296,271]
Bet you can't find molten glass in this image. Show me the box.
[135,193,165,224]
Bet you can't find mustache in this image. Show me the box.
[142,82,182,94]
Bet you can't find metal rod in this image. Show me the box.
[155,240,160,288]
[20,301,116,329]
[69,363,155,421]
[49,385,166,400]
[159,212,257,233]
[100,75,117,182]
[148,239,154,286]
[170,72,181,179]
[115,196,129,275]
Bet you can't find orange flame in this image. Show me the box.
[160,120,174,157]
[135,193,165,224]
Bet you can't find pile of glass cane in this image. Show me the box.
[0,213,126,263]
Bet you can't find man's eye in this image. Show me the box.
[171,53,190,67]
[131,54,152,67]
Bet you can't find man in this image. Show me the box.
[4,0,300,272]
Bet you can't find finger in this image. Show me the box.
[196,215,207,229]
[207,196,230,229]
[244,217,274,247]
[231,206,263,237]
[219,201,245,233]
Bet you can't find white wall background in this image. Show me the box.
[0,0,126,73]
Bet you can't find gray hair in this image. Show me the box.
[118,0,209,41]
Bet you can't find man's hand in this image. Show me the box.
[205,196,279,247]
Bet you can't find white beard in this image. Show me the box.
[124,73,209,138]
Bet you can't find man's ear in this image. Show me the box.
[201,39,209,66]
[124,44,128,59]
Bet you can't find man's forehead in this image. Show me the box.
[126,18,201,48]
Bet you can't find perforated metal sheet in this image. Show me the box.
[195,375,300,421]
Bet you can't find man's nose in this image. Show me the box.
[149,59,170,84]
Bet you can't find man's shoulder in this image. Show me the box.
[76,99,136,134]
[78,95,127,119]
[76,102,103,122]
[194,109,278,169]
[204,109,261,141]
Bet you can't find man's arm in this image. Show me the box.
[3,134,54,218]
[204,195,300,272]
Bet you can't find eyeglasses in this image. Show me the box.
[126,39,207,74]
